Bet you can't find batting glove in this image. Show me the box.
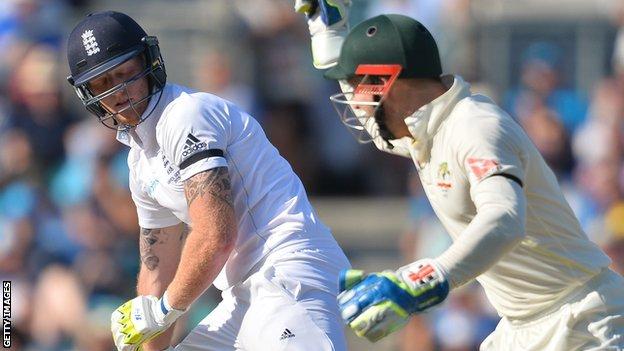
[111,292,185,351]
[337,259,450,342]
[294,0,351,69]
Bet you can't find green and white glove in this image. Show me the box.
[111,291,185,351]
[338,259,450,342]
[295,0,351,69]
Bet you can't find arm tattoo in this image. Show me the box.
[184,167,233,208]
[139,228,163,271]
[180,224,190,242]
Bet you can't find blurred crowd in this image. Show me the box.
[0,0,623,350]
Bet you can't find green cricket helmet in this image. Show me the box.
[326,14,441,144]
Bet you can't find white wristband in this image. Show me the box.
[157,291,185,326]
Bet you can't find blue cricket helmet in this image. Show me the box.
[66,11,166,130]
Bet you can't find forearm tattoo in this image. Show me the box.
[139,228,163,270]
[180,224,189,242]
[184,167,233,208]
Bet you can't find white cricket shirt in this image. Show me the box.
[406,75,611,319]
[117,83,339,291]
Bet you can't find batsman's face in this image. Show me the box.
[88,57,149,125]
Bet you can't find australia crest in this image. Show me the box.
[436,162,452,192]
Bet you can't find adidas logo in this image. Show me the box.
[182,133,207,157]
[279,328,295,341]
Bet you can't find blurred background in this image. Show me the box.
[1,0,624,350]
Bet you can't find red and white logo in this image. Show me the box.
[408,265,434,283]
[467,158,500,180]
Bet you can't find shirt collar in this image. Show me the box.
[402,75,471,163]
[412,74,470,137]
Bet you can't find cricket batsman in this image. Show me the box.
[296,2,624,349]
[66,10,350,351]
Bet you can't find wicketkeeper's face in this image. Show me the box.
[331,70,412,143]
[87,56,150,126]
[329,74,386,143]
[348,75,381,115]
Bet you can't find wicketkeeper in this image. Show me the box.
[296,1,624,349]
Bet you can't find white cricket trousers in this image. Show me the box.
[173,242,351,351]
[480,268,624,351]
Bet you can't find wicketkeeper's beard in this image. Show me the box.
[372,101,398,148]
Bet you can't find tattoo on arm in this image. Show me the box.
[180,224,190,242]
[184,167,233,208]
[139,228,163,270]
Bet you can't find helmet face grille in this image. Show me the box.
[330,78,383,144]
[330,91,379,144]
[77,67,164,131]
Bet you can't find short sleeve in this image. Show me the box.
[453,109,527,194]
[159,94,229,181]
[129,170,181,229]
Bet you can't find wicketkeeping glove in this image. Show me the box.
[111,292,185,351]
[337,258,450,342]
[294,0,351,69]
